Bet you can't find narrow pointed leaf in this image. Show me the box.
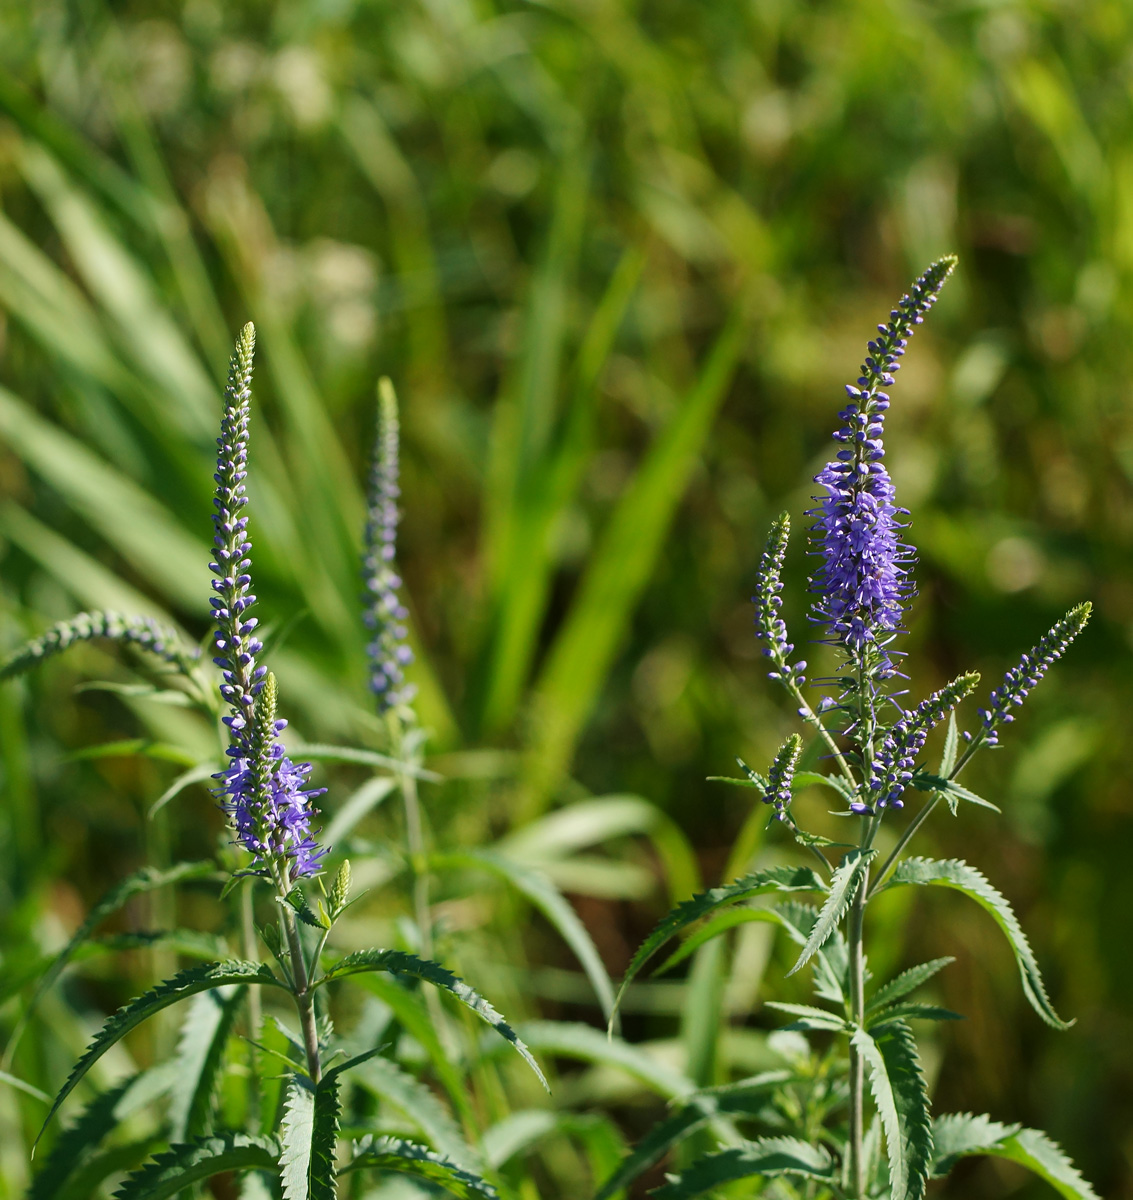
[650,1137,834,1199]
[318,949,546,1089]
[786,849,875,978]
[852,1020,933,1200]
[911,773,1000,813]
[614,866,826,1018]
[110,1134,280,1200]
[37,960,284,1143]
[883,857,1072,1028]
[340,1137,499,1198]
[867,958,955,1015]
[939,712,959,777]
[867,1002,963,1029]
[764,1001,848,1032]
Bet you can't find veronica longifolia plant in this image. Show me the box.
[605,259,1099,1200]
[15,326,545,1200]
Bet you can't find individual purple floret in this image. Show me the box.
[217,673,326,881]
[865,672,980,812]
[362,379,415,711]
[764,733,803,821]
[808,258,956,668]
[210,323,265,743]
[753,514,806,688]
[974,603,1091,747]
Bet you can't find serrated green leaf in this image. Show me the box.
[433,848,617,1025]
[280,887,328,930]
[653,906,783,976]
[786,849,875,978]
[931,1115,1099,1199]
[280,1076,316,1200]
[764,1001,848,1032]
[650,1136,834,1199]
[884,857,1071,1029]
[37,960,285,1144]
[168,985,245,1141]
[939,712,959,777]
[866,958,955,1015]
[13,860,216,1059]
[867,1003,963,1029]
[852,1020,933,1200]
[911,772,1000,813]
[341,1136,499,1198]
[318,949,546,1090]
[110,1133,280,1200]
[705,774,760,789]
[613,866,827,1020]
[594,1072,792,1200]
[310,1073,340,1200]
[931,1112,1020,1176]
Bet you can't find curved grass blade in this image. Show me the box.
[110,1133,279,1200]
[593,1071,791,1200]
[341,1137,498,1198]
[8,860,216,1066]
[883,857,1072,1028]
[613,866,827,1022]
[490,1021,693,1100]
[851,1020,933,1200]
[318,949,546,1090]
[786,849,875,978]
[289,743,441,781]
[650,1137,834,1199]
[37,960,285,1145]
[434,848,617,1025]
[350,1053,476,1169]
[148,763,219,819]
[322,776,396,846]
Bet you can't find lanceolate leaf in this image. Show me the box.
[433,848,617,1025]
[764,1001,848,1032]
[911,773,1000,814]
[341,1136,499,1199]
[866,958,955,1015]
[168,985,246,1141]
[37,960,285,1143]
[939,712,959,777]
[649,1137,834,1199]
[280,1077,315,1200]
[883,857,1072,1029]
[786,849,875,978]
[866,1002,963,1029]
[613,866,827,1019]
[593,1072,791,1200]
[851,1021,933,1200]
[318,949,546,1089]
[14,860,216,1053]
[932,1115,1100,1200]
[110,1134,280,1200]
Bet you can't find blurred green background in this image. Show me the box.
[0,0,1130,1195]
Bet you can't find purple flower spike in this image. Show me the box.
[753,514,806,688]
[869,671,980,809]
[362,379,415,712]
[808,258,956,670]
[217,672,326,881]
[977,603,1091,747]
[764,733,803,821]
[210,323,264,742]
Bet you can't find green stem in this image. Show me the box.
[274,867,321,1084]
[847,857,869,1198]
[392,714,432,959]
[785,677,857,787]
[241,880,263,1127]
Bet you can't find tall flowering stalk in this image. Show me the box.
[610,259,1097,1200]
[363,378,415,711]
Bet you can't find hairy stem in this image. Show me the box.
[241,880,263,1125]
